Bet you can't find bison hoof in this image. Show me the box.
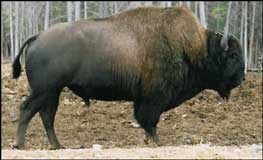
[82,101,90,108]
[144,135,162,146]
[49,145,65,150]
[11,143,24,150]
[152,136,162,146]
[144,138,150,144]
[85,101,90,106]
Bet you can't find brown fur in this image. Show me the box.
[107,6,208,96]
[108,6,208,62]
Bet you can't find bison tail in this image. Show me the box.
[12,56,22,79]
[12,33,39,79]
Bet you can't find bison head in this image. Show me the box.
[204,31,245,100]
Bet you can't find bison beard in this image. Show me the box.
[12,6,245,149]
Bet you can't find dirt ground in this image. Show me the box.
[1,62,262,151]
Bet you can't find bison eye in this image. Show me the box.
[230,52,238,59]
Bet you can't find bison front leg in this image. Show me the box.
[144,126,160,145]
[133,101,162,146]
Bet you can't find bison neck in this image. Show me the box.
[167,67,205,110]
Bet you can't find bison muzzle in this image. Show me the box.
[12,6,245,149]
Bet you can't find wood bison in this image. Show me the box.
[12,6,245,149]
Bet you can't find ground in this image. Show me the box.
[2,145,262,159]
[1,62,262,158]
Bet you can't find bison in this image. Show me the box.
[12,6,245,149]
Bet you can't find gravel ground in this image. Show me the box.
[2,144,262,159]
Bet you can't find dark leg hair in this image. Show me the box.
[39,89,63,150]
[14,91,46,149]
[133,100,162,145]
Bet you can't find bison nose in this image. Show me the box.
[243,77,245,81]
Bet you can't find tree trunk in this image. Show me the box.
[1,10,3,63]
[28,4,33,37]
[244,2,248,74]
[129,1,141,9]
[167,1,172,7]
[144,1,152,6]
[159,2,165,7]
[84,1,87,19]
[44,2,49,30]
[67,2,73,22]
[240,2,244,47]
[199,1,207,28]
[9,2,14,61]
[75,1,81,21]
[35,12,39,33]
[248,2,256,69]
[254,39,258,69]
[99,2,105,18]
[221,1,232,48]
[216,3,219,31]
[14,2,19,57]
[186,1,191,9]
[114,1,118,14]
[19,2,24,50]
[194,2,198,17]
[232,2,238,36]
[160,1,166,7]
[178,1,183,6]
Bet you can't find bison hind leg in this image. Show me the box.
[39,88,64,150]
[14,90,53,149]
[133,101,162,145]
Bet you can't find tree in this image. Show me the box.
[244,2,248,73]
[1,8,3,63]
[248,2,256,69]
[166,1,172,7]
[160,1,172,7]
[129,1,141,9]
[221,1,232,49]
[99,2,105,18]
[240,2,244,47]
[44,2,50,30]
[179,1,183,6]
[199,1,207,28]
[9,2,14,61]
[194,2,198,17]
[186,1,191,9]
[75,1,80,21]
[14,2,19,57]
[19,2,25,49]
[113,1,118,14]
[67,2,73,22]
[84,1,87,19]
[144,1,152,6]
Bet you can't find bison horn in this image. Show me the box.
[220,32,228,51]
